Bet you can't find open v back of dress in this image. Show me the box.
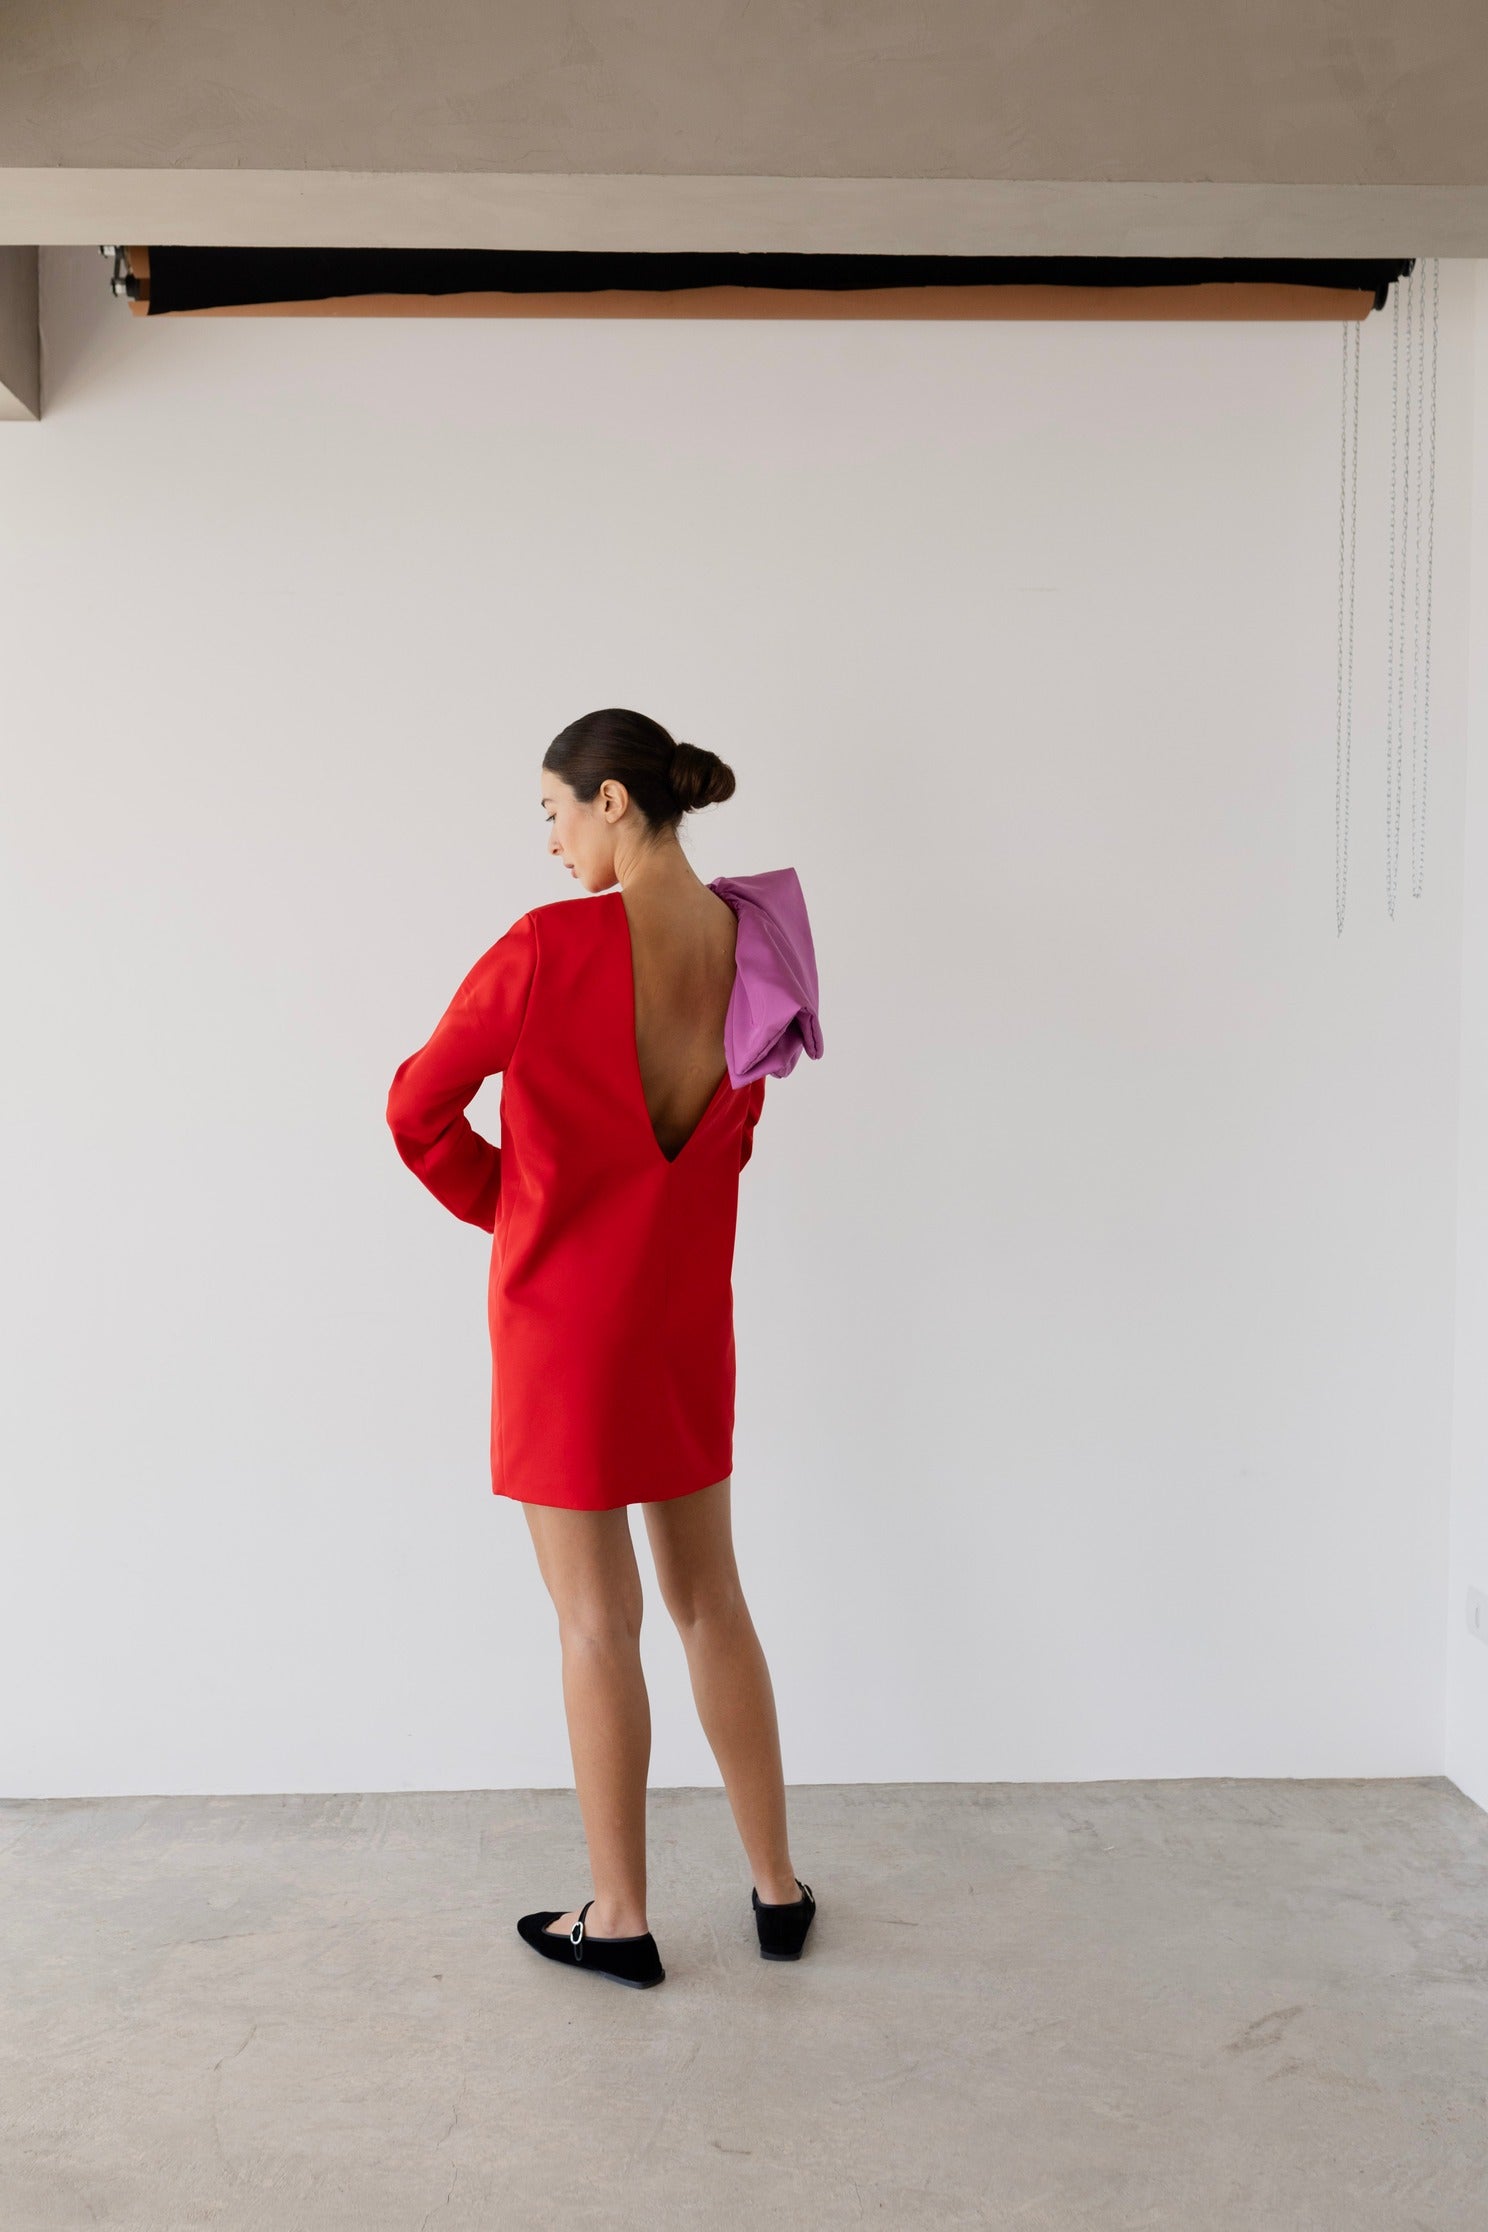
[616,888,739,1164]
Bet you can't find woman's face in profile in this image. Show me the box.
[541,769,588,886]
[542,764,646,893]
[543,767,628,893]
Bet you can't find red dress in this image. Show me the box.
[386,891,767,1511]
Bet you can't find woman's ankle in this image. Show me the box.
[587,1901,651,1937]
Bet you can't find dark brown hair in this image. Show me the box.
[543,708,736,835]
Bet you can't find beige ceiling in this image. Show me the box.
[1,0,1483,417]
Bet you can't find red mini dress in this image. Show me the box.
[386,890,766,1511]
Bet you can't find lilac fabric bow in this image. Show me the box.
[707,867,825,1089]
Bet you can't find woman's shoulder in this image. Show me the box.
[711,867,824,1084]
[710,868,816,964]
[509,893,612,939]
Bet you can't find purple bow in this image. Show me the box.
[708,868,825,1089]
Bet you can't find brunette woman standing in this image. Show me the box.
[387,708,823,1987]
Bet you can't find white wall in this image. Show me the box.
[1447,261,1488,1812]
[1,247,1476,1801]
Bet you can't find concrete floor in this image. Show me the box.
[2,1779,1486,2230]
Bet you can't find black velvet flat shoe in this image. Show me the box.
[752,1876,816,1960]
[516,1898,666,1989]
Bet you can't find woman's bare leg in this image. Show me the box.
[522,1500,652,1938]
[642,1476,801,1903]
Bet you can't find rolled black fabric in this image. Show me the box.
[130,247,1414,317]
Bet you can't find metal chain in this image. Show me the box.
[1401,259,1417,908]
[1383,279,1398,921]
[1334,260,1440,933]
[1387,262,1414,917]
[1410,258,1425,902]
[1335,316,1360,937]
[1412,257,1438,900]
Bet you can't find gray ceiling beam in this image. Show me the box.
[2,176,1484,258]
[0,0,1484,254]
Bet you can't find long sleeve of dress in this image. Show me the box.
[739,1075,766,1170]
[386,912,538,1232]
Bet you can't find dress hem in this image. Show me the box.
[492,1469,731,1512]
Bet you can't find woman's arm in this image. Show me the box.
[386,912,537,1232]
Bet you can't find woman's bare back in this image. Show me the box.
[621,885,739,1160]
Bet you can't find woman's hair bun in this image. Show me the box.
[670,739,737,814]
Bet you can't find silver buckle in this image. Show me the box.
[570,1914,585,1961]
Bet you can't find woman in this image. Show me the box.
[386,707,823,1989]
